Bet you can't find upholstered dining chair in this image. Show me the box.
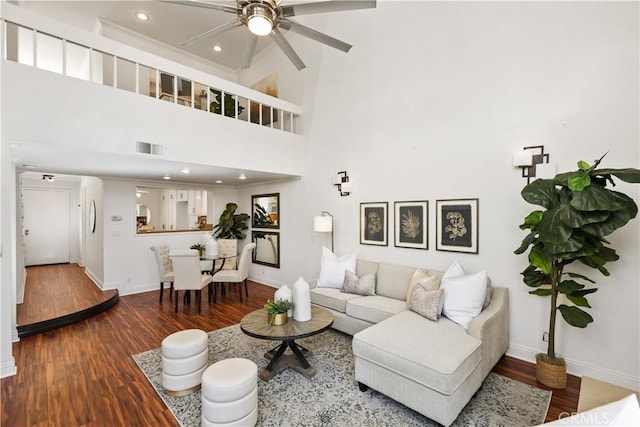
[151,245,174,303]
[169,249,213,313]
[215,239,238,271]
[211,243,256,303]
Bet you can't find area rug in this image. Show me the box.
[133,325,551,426]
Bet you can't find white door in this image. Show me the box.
[23,188,71,265]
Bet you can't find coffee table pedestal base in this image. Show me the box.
[260,341,315,381]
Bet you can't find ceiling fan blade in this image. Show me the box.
[280,19,352,53]
[282,0,376,17]
[181,19,243,46]
[270,29,306,70]
[240,34,258,69]
[160,0,238,14]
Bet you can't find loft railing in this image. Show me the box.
[0,16,301,134]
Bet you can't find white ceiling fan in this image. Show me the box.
[163,0,376,70]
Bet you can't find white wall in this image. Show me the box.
[82,177,104,287]
[239,1,640,389]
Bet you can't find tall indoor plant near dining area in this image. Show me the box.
[515,154,640,388]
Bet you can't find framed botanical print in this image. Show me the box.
[360,202,388,246]
[436,198,479,253]
[394,201,428,250]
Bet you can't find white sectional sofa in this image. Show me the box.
[310,259,509,427]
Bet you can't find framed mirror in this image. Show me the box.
[252,193,279,229]
[252,231,280,268]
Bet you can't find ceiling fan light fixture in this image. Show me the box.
[247,14,272,36]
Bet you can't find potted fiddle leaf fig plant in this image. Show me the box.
[515,153,640,388]
[213,202,250,240]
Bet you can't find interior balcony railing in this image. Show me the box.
[0,16,301,134]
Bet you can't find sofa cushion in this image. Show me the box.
[356,260,379,277]
[406,270,440,302]
[346,295,409,324]
[409,286,444,321]
[342,271,376,296]
[317,247,356,289]
[353,310,482,396]
[442,269,488,329]
[310,287,362,313]
[376,263,416,300]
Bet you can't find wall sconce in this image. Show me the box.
[313,211,334,252]
[42,174,55,182]
[513,145,552,183]
[332,171,352,196]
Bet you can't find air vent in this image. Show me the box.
[136,141,166,156]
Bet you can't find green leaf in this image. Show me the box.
[578,160,591,171]
[514,231,537,255]
[521,179,559,210]
[544,233,585,255]
[558,305,594,328]
[571,185,630,212]
[521,266,551,287]
[568,170,591,192]
[572,288,598,297]
[566,295,591,308]
[557,280,584,294]
[529,248,551,275]
[530,288,552,296]
[520,211,543,230]
[595,168,640,183]
[537,207,573,244]
[565,272,595,283]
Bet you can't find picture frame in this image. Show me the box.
[252,230,280,268]
[394,201,428,250]
[436,198,479,253]
[360,202,388,246]
[251,193,279,229]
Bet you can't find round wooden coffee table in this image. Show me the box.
[240,305,333,381]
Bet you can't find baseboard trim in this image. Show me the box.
[1,358,17,378]
[507,343,640,390]
[17,290,120,338]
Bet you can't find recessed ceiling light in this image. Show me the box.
[215,180,223,184]
[135,11,149,21]
[238,173,247,180]
[181,168,190,174]
[162,175,171,180]
[212,45,223,53]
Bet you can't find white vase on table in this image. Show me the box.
[205,239,218,257]
[292,277,311,322]
[274,284,293,317]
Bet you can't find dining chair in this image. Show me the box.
[169,249,213,313]
[215,239,238,270]
[150,245,174,303]
[211,243,256,303]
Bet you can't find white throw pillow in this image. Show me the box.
[441,261,488,329]
[317,247,357,289]
[442,259,493,309]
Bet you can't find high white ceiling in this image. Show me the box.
[14,0,275,70]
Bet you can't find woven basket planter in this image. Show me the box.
[536,354,567,389]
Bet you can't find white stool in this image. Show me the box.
[201,358,258,426]
[161,329,208,396]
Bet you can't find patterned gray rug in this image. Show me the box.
[133,324,551,426]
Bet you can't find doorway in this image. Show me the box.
[23,188,71,265]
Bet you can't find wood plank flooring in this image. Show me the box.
[17,264,117,326]
[2,264,579,426]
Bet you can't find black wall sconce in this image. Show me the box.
[333,171,352,196]
[513,146,554,184]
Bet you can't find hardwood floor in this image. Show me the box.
[2,264,579,426]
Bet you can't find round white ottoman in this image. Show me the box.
[161,329,208,396]
[201,358,258,426]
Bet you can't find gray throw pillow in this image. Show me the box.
[409,285,444,321]
[341,270,376,296]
